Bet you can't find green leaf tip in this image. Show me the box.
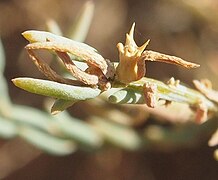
[51,99,77,115]
[69,0,95,42]
[46,19,63,36]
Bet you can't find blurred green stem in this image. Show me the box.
[109,77,217,112]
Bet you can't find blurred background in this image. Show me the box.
[0,0,218,179]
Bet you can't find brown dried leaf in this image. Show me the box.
[25,40,114,79]
[142,50,200,69]
[57,51,112,90]
[25,39,115,89]
[56,51,98,86]
[27,49,83,86]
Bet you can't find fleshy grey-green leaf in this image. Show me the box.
[108,87,145,104]
[51,99,77,115]
[0,117,18,138]
[90,117,143,151]
[53,112,103,149]
[46,19,63,36]
[11,105,57,133]
[0,38,5,72]
[22,30,96,51]
[12,78,101,101]
[68,1,95,42]
[0,75,12,117]
[19,126,76,155]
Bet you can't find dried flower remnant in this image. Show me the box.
[167,77,180,88]
[195,102,208,123]
[116,23,200,84]
[143,82,158,108]
[163,77,181,106]
[193,79,218,123]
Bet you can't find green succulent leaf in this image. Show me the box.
[90,117,143,151]
[68,1,95,42]
[108,87,145,104]
[51,99,77,115]
[12,77,101,101]
[18,126,77,155]
[53,112,103,149]
[0,38,5,72]
[0,75,12,117]
[22,30,96,52]
[0,38,12,116]
[11,105,56,133]
[0,117,18,138]
[144,117,218,148]
[46,19,63,36]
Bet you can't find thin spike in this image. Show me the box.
[138,39,150,54]
[129,22,135,38]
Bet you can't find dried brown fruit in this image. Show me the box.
[116,23,200,84]
[116,23,149,84]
